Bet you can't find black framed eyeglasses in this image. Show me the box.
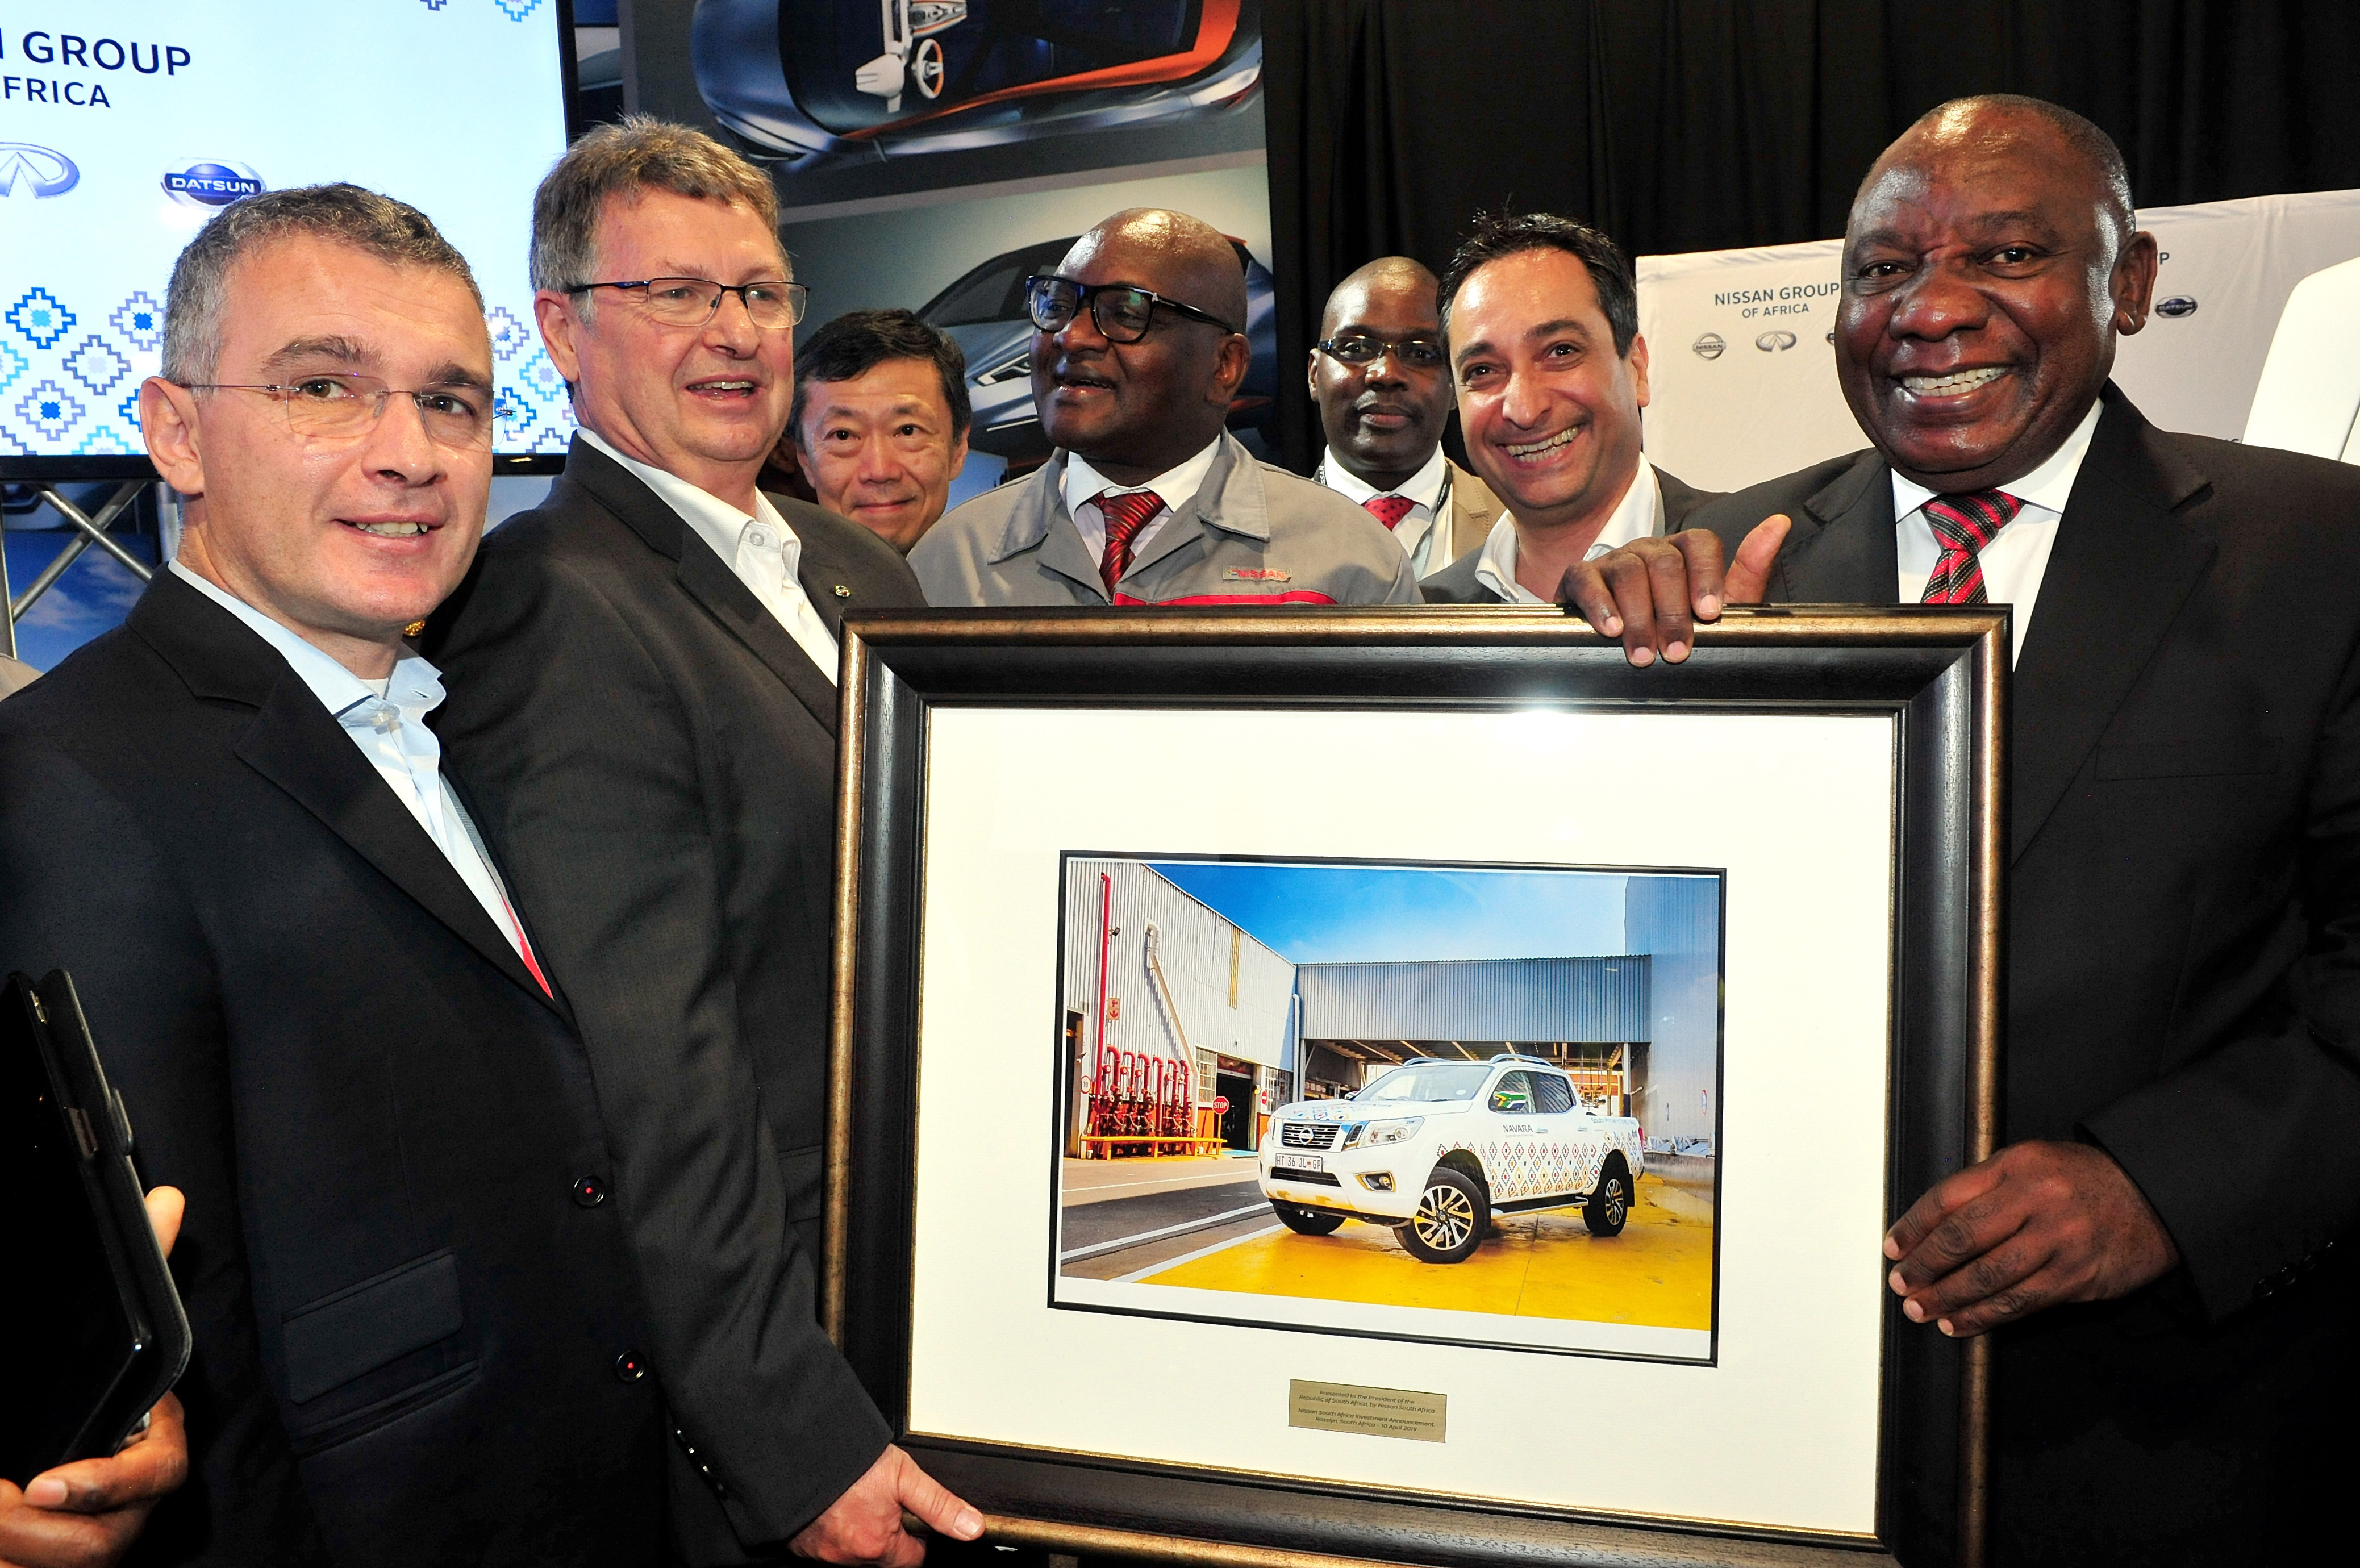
[1317,333,1448,369]
[180,374,505,450]
[562,276,809,330]
[1023,274,1241,341]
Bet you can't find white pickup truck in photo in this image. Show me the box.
[1257,1056,1646,1263]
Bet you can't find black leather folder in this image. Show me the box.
[3,969,191,1486]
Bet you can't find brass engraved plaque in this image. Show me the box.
[1286,1379,1447,1444]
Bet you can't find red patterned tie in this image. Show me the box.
[1362,494,1415,531]
[1920,490,2022,604]
[1094,489,1165,599]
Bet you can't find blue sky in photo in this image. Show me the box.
[1145,861,1629,964]
[6,529,152,673]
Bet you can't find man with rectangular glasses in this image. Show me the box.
[1308,257,1504,577]
[0,182,673,1563]
[426,119,965,1567]
[910,208,1419,607]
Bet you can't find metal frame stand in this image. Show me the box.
[3,480,153,664]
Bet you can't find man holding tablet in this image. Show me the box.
[0,185,668,1563]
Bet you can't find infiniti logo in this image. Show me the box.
[0,143,80,199]
[1755,330,1798,352]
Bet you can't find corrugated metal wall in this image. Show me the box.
[1624,874,1723,1147]
[1060,860,1298,1072]
[1294,956,1652,1042]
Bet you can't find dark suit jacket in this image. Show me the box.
[1687,384,2360,1565]
[0,572,666,1566]
[1419,462,1716,602]
[425,439,917,1553]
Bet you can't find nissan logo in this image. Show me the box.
[0,143,79,199]
[1755,331,1798,352]
[1692,333,1725,360]
[2155,295,2199,319]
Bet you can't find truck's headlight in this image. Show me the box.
[1364,1117,1423,1145]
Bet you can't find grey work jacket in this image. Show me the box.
[911,431,1423,607]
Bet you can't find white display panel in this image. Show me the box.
[1,1,576,464]
[906,706,1895,1539]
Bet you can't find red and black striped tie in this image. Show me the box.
[1094,489,1165,599]
[1920,490,2022,604]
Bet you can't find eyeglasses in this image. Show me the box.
[182,374,504,449]
[1023,274,1241,342]
[1318,333,1448,369]
[562,277,809,330]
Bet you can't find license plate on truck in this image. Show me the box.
[1276,1153,1324,1172]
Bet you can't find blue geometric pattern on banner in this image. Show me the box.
[494,0,544,20]
[65,335,134,397]
[487,305,532,362]
[16,378,86,443]
[497,381,539,436]
[417,0,451,11]
[72,425,139,457]
[0,340,26,398]
[110,292,164,353]
[118,389,143,427]
[7,288,76,351]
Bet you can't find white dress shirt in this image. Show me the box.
[1317,445,1451,575]
[1063,437,1224,573]
[170,562,542,975]
[1475,459,1661,604]
[580,428,841,683]
[1892,397,2101,666]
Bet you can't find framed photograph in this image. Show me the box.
[828,606,2005,1568]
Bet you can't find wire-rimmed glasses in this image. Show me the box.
[562,276,809,330]
[180,374,504,450]
[1317,333,1448,369]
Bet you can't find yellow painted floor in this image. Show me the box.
[1143,1174,1713,1329]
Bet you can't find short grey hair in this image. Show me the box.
[161,184,481,385]
[529,115,783,305]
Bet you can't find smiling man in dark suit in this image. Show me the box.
[426,119,971,1568]
[0,185,666,1563]
[1561,95,2360,1563]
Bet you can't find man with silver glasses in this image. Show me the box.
[911,208,1417,607]
[426,120,966,1567]
[0,183,670,1563]
[1308,257,1504,577]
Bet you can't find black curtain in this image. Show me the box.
[1265,0,2360,470]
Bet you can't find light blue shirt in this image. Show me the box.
[169,562,537,968]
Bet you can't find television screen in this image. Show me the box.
[0,1,577,477]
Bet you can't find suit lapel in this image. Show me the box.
[569,440,842,733]
[229,690,561,1012]
[2008,390,2216,862]
[126,577,561,1014]
[676,537,840,735]
[1773,451,1899,602]
[790,511,864,644]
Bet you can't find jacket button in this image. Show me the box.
[613,1350,647,1383]
[573,1175,608,1208]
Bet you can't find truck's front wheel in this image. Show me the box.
[1395,1167,1487,1263]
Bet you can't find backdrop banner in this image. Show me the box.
[1637,187,2360,494]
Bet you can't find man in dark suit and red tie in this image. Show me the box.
[1561,95,2360,1563]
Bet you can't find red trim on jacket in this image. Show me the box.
[1110,591,1341,607]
